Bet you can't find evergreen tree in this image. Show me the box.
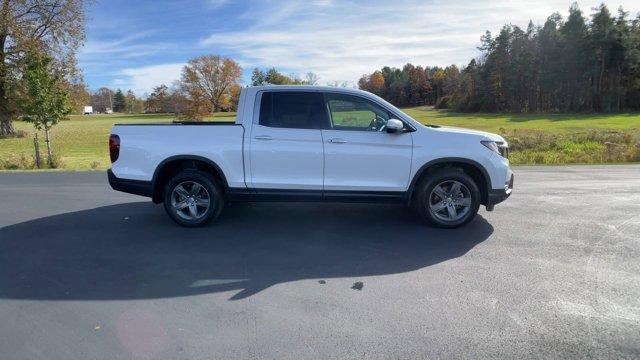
[251,68,266,86]
[537,14,564,111]
[590,4,618,111]
[113,89,125,112]
[560,4,590,111]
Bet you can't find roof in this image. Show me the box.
[247,85,369,96]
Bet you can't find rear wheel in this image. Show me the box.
[163,169,224,227]
[414,169,480,228]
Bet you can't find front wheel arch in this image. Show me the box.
[408,158,490,207]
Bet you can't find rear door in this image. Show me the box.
[321,93,413,192]
[248,91,328,190]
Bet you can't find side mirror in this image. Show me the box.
[386,119,404,133]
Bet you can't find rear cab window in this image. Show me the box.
[259,92,328,129]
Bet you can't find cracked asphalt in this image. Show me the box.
[0,165,638,359]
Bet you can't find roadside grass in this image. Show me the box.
[503,129,640,164]
[406,107,640,165]
[0,107,638,170]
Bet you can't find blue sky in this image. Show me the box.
[79,0,640,96]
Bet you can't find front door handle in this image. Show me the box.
[254,135,273,141]
[328,138,347,144]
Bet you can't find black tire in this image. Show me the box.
[414,168,480,228]
[162,169,224,227]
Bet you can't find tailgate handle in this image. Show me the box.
[328,138,347,144]
[254,135,273,141]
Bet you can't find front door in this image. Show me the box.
[249,91,328,190]
[321,93,413,192]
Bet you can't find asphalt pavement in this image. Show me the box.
[0,166,638,359]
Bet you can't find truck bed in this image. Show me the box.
[114,121,238,126]
[110,123,246,187]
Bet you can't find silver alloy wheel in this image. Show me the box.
[170,181,211,221]
[428,180,472,222]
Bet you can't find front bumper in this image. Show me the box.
[486,173,513,210]
[107,169,152,198]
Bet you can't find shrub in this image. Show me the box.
[0,130,29,139]
[434,96,450,109]
[46,153,64,169]
[0,154,36,170]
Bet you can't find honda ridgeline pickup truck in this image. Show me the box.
[108,86,513,228]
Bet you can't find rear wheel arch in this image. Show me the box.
[151,155,229,203]
[408,158,490,206]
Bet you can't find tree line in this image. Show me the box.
[130,65,322,120]
[72,55,244,119]
[359,4,640,113]
[251,68,319,86]
[89,88,144,114]
[56,60,328,122]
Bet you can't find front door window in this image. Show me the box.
[325,93,392,132]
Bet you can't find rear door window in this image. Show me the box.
[259,92,328,129]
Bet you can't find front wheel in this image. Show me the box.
[163,169,224,227]
[414,169,480,228]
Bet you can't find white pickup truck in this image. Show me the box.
[108,86,513,228]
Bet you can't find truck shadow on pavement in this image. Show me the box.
[0,202,493,301]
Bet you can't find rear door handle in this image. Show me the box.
[254,135,273,141]
[328,138,347,144]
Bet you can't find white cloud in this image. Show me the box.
[79,30,170,60]
[208,0,230,9]
[116,63,185,96]
[200,0,640,85]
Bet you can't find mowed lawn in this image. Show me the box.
[404,106,640,133]
[0,107,638,170]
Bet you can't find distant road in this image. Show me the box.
[0,166,639,359]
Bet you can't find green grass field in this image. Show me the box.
[0,107,638,170]
[404,107,640,132]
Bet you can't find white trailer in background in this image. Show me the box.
[83,106,93,115]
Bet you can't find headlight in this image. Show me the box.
[481,140,509,158]
[481,140,500,154]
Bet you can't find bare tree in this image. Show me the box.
[0,0,85,136]
[305,72,319,85]
[327,80,350,88]
[180,55,242,113]
[91,87,114,113]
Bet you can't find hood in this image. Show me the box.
[430,125,507,145]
